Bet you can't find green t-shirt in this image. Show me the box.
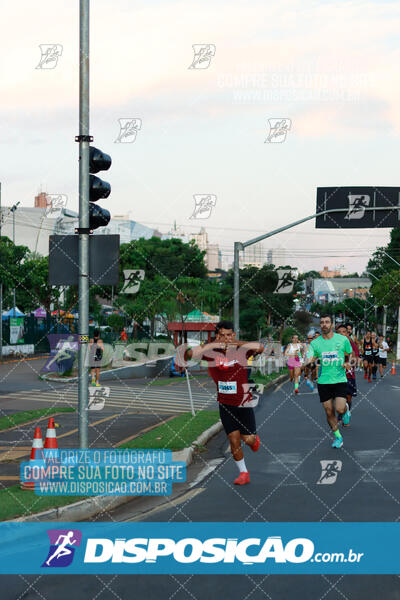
[307,333,352,384]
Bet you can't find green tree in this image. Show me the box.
[298,270,320,281]
[107,313,125,332]
[293,310,313,336]
[119,237,207,282]
[0,238,61,313]
[221,264,297,339]
[371,270,400,309]
[367,228,400,281]
[19,254,59,313]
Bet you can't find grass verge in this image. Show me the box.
[0,410,220,520]
[0,485,87,521]
[0,407,75,432]
[149,374,208,386]
[252,368,286,386]
[118,410,220,451]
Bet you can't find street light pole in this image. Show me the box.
[77,0,90,449]
[383,305,387,337]
[233,206,400,337]
[10,202,20,317]
[0,182,2,362]
[233,241,242,335]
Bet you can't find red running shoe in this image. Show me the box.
[364,373,368,379]
[368,377,372,383]
[234,471,250,485]
[294,388,299,394]
[250,435,260,452]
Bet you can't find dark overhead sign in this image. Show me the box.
[49,235,120,285]
[316,187,400,229]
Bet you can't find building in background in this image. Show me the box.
[0,206,68,255]
[163,221,189,243]
[188,227,221,270]
[240,242,266,268]
[319,265,347,278]
[0,194,162,255]
[190,227,207,252]
[206,244,221,271]
[34,192,50,209]
[94,216,161,244]
[266,247,287,267]
[312,277,371,304]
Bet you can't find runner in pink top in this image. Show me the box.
[284,334,303,394]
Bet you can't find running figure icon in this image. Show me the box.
[45,531,77,566]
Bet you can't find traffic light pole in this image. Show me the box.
[233,206,400,337]
[78,0,90,448]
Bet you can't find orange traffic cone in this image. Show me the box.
[44,417,59,461]
[21,426,45,490]
[391,361,396,375]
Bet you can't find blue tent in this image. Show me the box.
[2,307,25,319]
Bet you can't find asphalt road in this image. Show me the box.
[2,367,400,597]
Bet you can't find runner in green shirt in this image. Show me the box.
[306,315,352,448]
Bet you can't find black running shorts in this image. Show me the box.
[219,403,257,435]
[317,382,348,403]
[346,378,357,398]
[378,357,387,366]
[363,354,374,364]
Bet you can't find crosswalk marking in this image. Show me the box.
[6,386,215,399]
[1,386,217,414]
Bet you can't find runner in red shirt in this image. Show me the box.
[184,320,264,486]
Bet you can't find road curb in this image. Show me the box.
[8,371,286,522]
[39,355,174,384]
[7,420,224,522]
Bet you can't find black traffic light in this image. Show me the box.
[89,146,111,230]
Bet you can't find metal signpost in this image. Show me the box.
[78,0,90,448]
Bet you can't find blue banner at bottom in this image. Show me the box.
[0,522,398,574]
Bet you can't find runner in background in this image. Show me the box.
[346,323,362,371]
[362,330,373,383]
[183,321,264,486]
[378,334,389,378]
[312,331,321,383]
[302,332,316,390]
[89,329,104,387]
[337,324,357,427]
[284,334,303,394]
[371,332,379,381]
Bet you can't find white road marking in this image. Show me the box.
[189,458,225,488]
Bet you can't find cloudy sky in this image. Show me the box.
[1,0,400,273]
